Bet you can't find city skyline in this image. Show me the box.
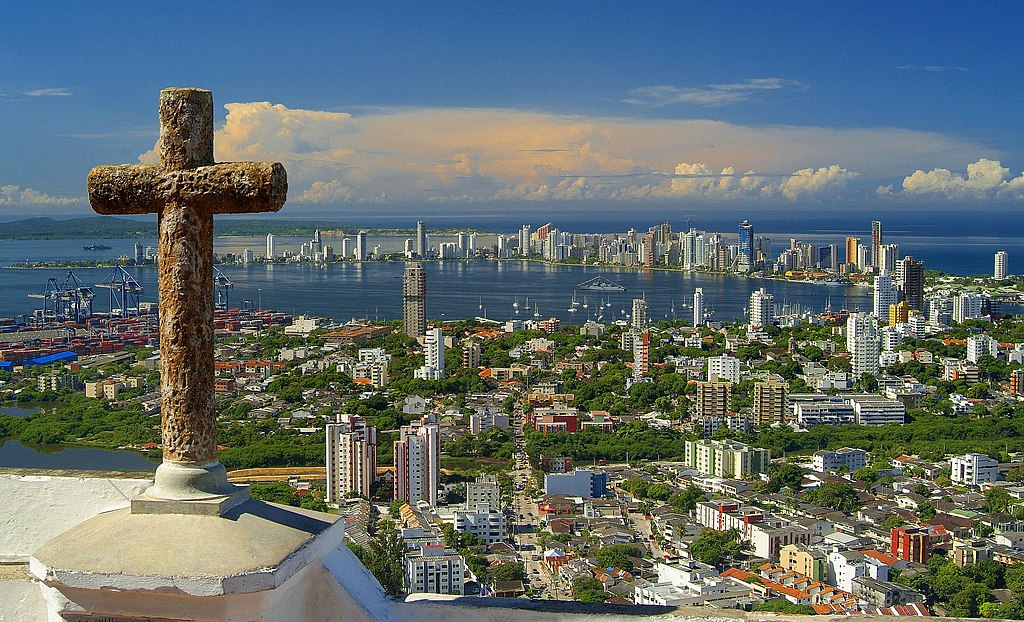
[1,3,1022,214]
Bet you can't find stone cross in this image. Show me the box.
[88,88,286,507]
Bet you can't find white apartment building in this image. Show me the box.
[465,475,500,508]
[847,312,880,377]
[453,503,506,545]
[394,423,440,506]
[950,453,999,488]
[953,292,985,324]
[847,395,906,426]
[995,251,1008,280]
[415,327,446,380]
[812,448,867,473]
[468,411,509,434]
[326,414,377,503]
[873,272,899,320]
[707,355,741,384]
[749,287,774,328]
[405,544,465,595]
[967,334,999,363]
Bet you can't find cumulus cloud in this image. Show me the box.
[623,78,802,107]
[882,159,1024,200]
[296,180,355,203]
[0,185,79,205]
[610,163,856,202]
[134,100,988,204]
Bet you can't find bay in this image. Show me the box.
[0,440,157,472]
[0,243,874,324]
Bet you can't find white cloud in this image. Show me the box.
[610,163,856,202]
[296,180,355,203]
[623,78,802,107]
[0,185,79,205]
[778,164,859,199]
[134,101,989,204]
[893,65,970,73]
[882,158,1024,200]
[23,88,71,97]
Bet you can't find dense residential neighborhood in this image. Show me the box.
[3,269,1024,618]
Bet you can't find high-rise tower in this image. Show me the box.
[871,221,882,269]
[394,423,440,506]
[896,256,925,311]
[265,233,275,260]
[631,297,648,330]
[738,220,754,272]
[416,221,426,258]
[693,288,704,327]
[995,251,1008,279]
[355,230,368,261]
[326,414,377,503]
[403,263,427,337]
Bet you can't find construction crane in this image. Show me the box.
[27,270,95,325]
[95,264,144,318]
[214,267,234,311]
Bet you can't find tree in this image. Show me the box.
[571,576,607,603]
[805,482,862,512]
[492,561,526,582]
[984,487,1012,514]
[668,485,706,513]
[766,462,805,493]
[689,528,741,567]
[595,544,640,572]
[881,515,906,529]
[755,599,816,615]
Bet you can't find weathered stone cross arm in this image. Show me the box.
[88,161,287,215]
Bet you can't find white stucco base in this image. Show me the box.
[0,472,151,559]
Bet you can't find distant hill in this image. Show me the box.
[0,216,489,239]
[0,216,349,240]
[0,217,155,240]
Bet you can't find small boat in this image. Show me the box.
[582,297,588,309]
[513,297,520,314]
[83,244,112,250]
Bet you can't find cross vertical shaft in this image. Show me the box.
[157,89,218,466]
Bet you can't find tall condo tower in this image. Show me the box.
[871,221,882,269]
[403,263,427,337]
[394,423,440,506]
[265,233,275,260]
[355,230,368,261]
[896,256,925,311]
[995,251,1008,279]
[631,297,648,330]
[416,221,426,258]
[738,220,754,272]
[693,288,704,327]
[325,414,377,503]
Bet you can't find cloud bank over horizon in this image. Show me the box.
[0,185,80,206]
[131,101,1011,207]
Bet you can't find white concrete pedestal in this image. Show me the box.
[30,499,393,622]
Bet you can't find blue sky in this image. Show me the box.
[1,2,1022,216]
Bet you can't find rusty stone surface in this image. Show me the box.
[88,162,287,215]
[159,88,214,171]
[85,87,287,468]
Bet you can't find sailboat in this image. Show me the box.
[534,305,541,319]
[581,296,588,309]
[568,292,579,313]
[513,297,520,314]
[478,297,484,311]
